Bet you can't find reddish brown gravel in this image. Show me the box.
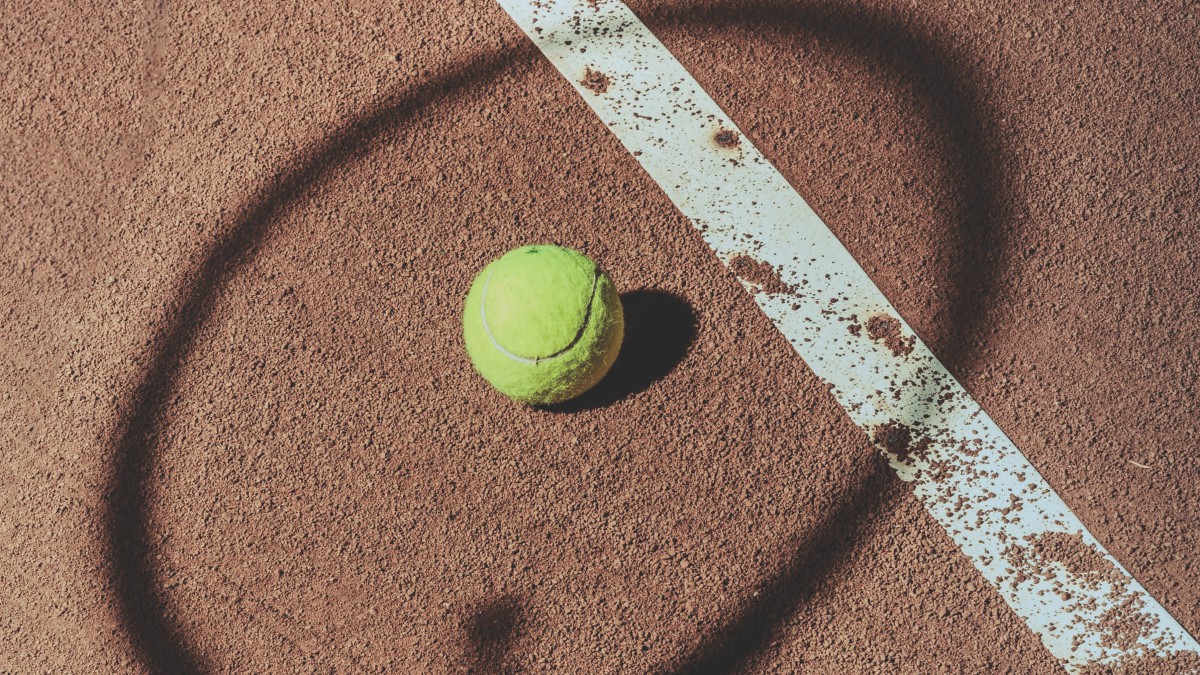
[2,0,1197,672]
[1024,531,1114,580]
[728,254,795,296]
[580,67,611,94]
[872,420,914,459]
[865,313,915,357]
[1078,651,1200,675]
[714,128,741,148]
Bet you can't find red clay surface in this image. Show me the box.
[2,0,1197,672]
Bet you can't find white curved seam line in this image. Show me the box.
[480,267,601,364]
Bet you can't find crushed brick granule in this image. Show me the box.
[580,67,610,94]
[729,254,796,295]
[873,420,914,457]
[865,314,915,357]
[714,128,740,147]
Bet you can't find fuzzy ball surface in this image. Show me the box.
[463,245,624,405]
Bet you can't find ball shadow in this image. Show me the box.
[541,289,697,413]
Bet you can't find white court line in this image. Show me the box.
[495,0,1200,670]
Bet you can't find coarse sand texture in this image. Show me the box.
[463,245,624,404]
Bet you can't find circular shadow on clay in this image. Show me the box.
[101,3,1010,672]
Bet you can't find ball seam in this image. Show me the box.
[479,266,602,364]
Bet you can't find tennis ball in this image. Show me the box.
[463,245,624,405]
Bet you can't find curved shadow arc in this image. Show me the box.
[657,0,1009,375]
[102,44,536,674]
[645,3,1012,670]
[102,2,1010,672]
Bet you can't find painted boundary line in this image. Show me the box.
[495,0,1200,670]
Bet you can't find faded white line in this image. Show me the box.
[495,0,1200,670]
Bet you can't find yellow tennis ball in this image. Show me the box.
[462,245,624,405]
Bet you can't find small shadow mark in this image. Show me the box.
[463,595,525,674]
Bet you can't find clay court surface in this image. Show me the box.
[2,0,1198,672]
